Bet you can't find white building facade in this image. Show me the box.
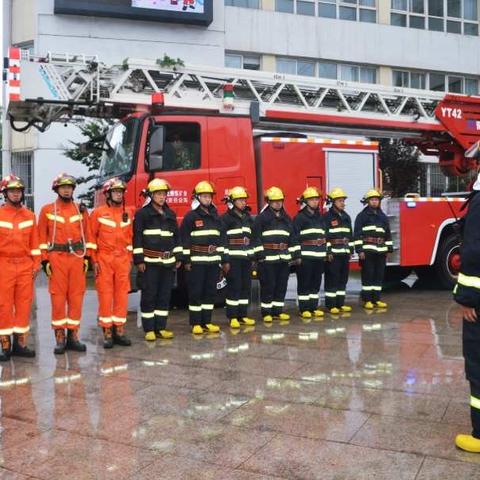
[3,0,480,210]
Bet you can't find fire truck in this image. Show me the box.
[5,47,480,290]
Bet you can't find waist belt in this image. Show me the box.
[364,237,385,245]
[301,239,326,246]
[49,241,84,252]
[229,237,251,246]
[191,245,218,254]
[144,248,172,259]
[329,238,349,245]
[263,243,288,250]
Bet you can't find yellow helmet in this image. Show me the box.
[363,189,383,203]
[193,180,215,195]
[147,178,170,193]
[327,187,347,201]
[228,186,248,200]
[301,186,321,200]
[265,186,285,201]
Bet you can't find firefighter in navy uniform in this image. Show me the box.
[133,178,182,341]
[354,189,393,310]
[293,187,327,319]
[221,186,256,329]
[454,175,480,453]
[253,187,300,323]
[180,181,224,335]
[324,188,354,314]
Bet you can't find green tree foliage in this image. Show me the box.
[63,120,112,207]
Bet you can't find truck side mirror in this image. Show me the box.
[147,126,165,171]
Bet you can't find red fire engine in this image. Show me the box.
[5,47,480,290]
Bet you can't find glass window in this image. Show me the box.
[160,123,201,172]
[11,151,34,210]
[360,8,376,21]
[411,72,426,89]
[225,54,242,69]
[410,0,424,13]
[410,15,425,28]
[392,0,407,10]
[298,60,316,76]
[318,3,336,17]
[465,78,478,95]
[342,0,357,4]
[464,0,478,20]
[447,0,461,18]
[430,73,446,91]
[297,0,315,15]
[393,70,409,87]
[360,67,376,83]
[339,6,357,19]
[277,57,297,75]
[318,61,338,79]
[428,16,444,30]
[360,0,375,6]
[276,0,294,12]
[243,55,261,70]
[447,19,462,32]
[391,12,407,25]
[428,0,443,16]
[340,64,359,82]
[464,22,479,35]
[448,75,463,92]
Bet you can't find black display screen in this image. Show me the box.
[54,0,213,26]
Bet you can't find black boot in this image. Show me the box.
[54,329,66,355]
[112,325,131,347]
[66,329,87,352]
[103,327,113,349]
[11,333,35,358]
[0,335,11,362]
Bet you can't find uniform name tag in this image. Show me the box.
[195,220,204,227]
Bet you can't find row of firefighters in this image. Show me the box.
[0,173,393,360]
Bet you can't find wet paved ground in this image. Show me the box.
[1,280,479,479]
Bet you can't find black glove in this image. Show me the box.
[42,260,52,277]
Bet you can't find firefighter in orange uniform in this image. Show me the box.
[38,173,93,354]
[0,175,40,361]
[90,178,133,349]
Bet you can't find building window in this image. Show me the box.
[225,0,260,8]
[318,0,377,23]
[275,0,316,14]
[275,0,294,13]
[11,151,34,211]
[391,0,479,35]
[277,57,316,76]
[225,53,261,70]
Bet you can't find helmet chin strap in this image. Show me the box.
[5,194,23,206]
[57,192,73,202]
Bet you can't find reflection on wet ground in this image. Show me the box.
[0,285,478,479]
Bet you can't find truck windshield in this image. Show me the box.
[99,118,140,180]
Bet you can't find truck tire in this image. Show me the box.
[433,233,461,290]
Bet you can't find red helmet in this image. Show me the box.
[52,173,76,191]
[0,174,25,193]
[102,177,127,195]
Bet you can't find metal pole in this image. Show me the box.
[2,0,13,174]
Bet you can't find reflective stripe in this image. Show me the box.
[217,247,225,253]
[31,249,41,256]
[126,245,133,252]
[265,255,280,261]
[363,245,388,252]
[227,227,251,235]
[228,250,249,257]
[329,227,350,233]
[362,286,376,291]
[173,246,183,253]
[261,302,273,308]
[385,241,393,245]
[331,248,350,254]
[67,319,80,326]
[301,251,327,258]
[144,257,176,264]
[154,310,169,316]
[183,249,191,255]
[120,220,131,228]
[238,299,249,305]
[141,312,155,318]
[112,316,127,324]
[202,304,214,310]
[272,301,284,307]
[189,305,202,312]
[0,328,13,335]
[69,215,82,223]
[0,221,13,229]
[133,248,144,254]
[309,294,319,299]
[289,245,301,252]
[52,318,68,326]
[362,226,385,233]
[372,286,382,291]
[471,395,480,410]
[325,292,337,297]
[18,220,34,229]
[298,295,310,301]
[336,291,346,295]
[191,230,220,237]
[300,228,325,235]
[253,246,264,252]
[98,217,117,228]
[86,243,97,250]
[226,299,240,306]
[143,229,174,237]
[354,240,363,245]
[262,230,290,236]
[99,316,112,323]
[13,326,29,333]
[39,243,49,250]
[46,214,65,223]
[190,255,222,262]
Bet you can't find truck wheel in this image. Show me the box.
[433,234,461,290]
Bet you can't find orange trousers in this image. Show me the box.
[0,257,34,335]
[95,252,131,328]
[48,252,86,330]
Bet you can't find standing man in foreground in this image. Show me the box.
[454,175,480,453]
[0,175,40,360]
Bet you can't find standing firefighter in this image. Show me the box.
[133,178,182,341]
[253,187,299,322]
[0,175,40,360]
[294,187,326,319]
[324,188,353,314]
[454,176,480,453]
[354,189,393,309]
[38,174,92,354]
[180,181,223,335]
[221,186,256,329]
[90,178,133,349]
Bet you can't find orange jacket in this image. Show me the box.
[89,205,134,262]
[38,200,93,261]
[0,204,41,269]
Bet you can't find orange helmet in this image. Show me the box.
[52,173,76,191]
[102,177,127,195]
[0,174,25,193]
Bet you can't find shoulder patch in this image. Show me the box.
[195,220,204,228]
